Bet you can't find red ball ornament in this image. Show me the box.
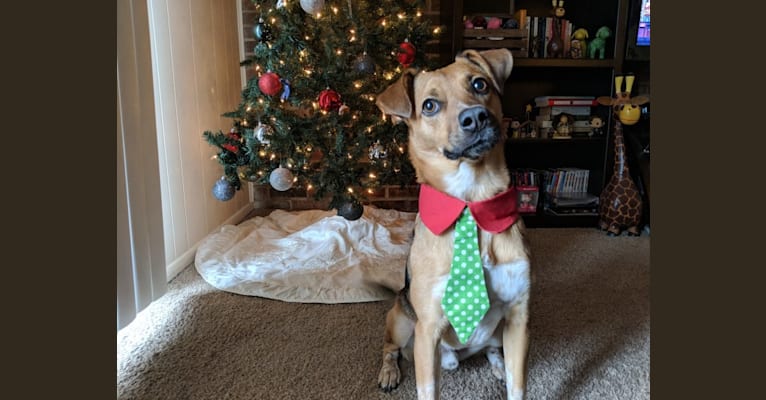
[258,72,282,96]
[397,41,416,67]
[318,89,342,111]
[222,143,239,153]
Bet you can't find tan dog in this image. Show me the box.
[375,48,531,400]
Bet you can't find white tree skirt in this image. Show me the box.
[194,207,416,303]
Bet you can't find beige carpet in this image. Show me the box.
[117,227,649,399]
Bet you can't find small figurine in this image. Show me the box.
[522,104,535,138]
[486,17,504,40]
[471,15,487,29]
[553,113,572,139]
[589,115,605,137]
[486,17,503,29]
[502,18,519,29]
[531,35,540,58]
[571,28,589,58]
[511,120,521,139]
[570,39,585,59]
[546,0,566,58]
[588,26,612,59]
[528,124,538,138]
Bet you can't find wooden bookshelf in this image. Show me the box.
[440,0,635,227]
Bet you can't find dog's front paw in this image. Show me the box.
[378,362,401,392]
[508,387,525,400]
[486,347,505,382]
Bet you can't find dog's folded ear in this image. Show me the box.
[376,68,418,123]
[457,49,514,95]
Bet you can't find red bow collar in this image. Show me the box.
[418,184,519,235]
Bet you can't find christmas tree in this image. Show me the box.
[204,0,440,219]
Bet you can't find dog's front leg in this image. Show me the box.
[413,319,442,400]
[503,302,529,400]
[378,297,415,392]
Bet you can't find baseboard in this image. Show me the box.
[165,203,254,281]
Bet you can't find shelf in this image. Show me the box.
[520,212,599,228]
[508,137,606,144]
[513,58,616,68]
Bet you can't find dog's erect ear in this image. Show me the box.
[457,49,514,95]
[376,68,418,123]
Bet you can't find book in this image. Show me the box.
[535,17,545,58]
[514,9,528,30]
[546,191,598,207]
[524,16,531,54]
[511,169,539,187]
[544,17,552,58]
[537,105,593,117]
[535,96,597,107]
[544,206,598,216]
[544,168,590,194]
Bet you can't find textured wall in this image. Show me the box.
[148,0,253,278]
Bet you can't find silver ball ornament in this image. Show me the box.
[300,0,324,15]
[253,18,273,42]
[212,177,236,201]
[269,167,294,191]
[354,53,375,74]
[255,122,273,144]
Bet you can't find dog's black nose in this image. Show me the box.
[459,106,489,134]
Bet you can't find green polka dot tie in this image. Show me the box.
[442,207,490,343]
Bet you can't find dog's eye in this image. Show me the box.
[422,99,440,115]
[472,78,489,94]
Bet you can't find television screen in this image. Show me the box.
[636,0,650,46]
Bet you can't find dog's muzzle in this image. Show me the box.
[443,106,501,160]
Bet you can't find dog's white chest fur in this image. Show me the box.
[484,258,530,305]
[442,162,477,199]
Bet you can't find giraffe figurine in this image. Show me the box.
[546,0,566,58]
[596,75,649,236]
